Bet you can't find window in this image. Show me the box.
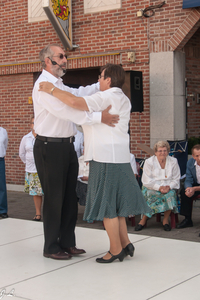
[28,0,48,23]
[84,0,121,14]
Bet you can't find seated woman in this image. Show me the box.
[135,141,181,231]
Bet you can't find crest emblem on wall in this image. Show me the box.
[42,0,72,50]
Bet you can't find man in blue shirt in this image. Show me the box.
[177,144,200,229]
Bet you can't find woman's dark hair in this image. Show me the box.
[100,64,125,88]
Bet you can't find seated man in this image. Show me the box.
[177,144,200,229]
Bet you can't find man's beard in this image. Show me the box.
[51,64,66,78]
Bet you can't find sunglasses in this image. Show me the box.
[52,53,67,59]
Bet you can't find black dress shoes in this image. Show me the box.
[43,251,72,260]
[63,247,86,255]
[177,219,193,229]
[96,249,126,263]
[135,224,145,231]
[0,213,8,218]
[124,243,135,257]
[163,224,171,231]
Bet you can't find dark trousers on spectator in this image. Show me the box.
[34,139,78,254]
[180,185,200,219]
[0,157,7,214]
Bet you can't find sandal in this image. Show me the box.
[33,215,41,221]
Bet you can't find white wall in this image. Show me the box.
[150,51,186,148]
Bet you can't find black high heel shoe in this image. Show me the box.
[33,215,41,221]
[124,243,135,257]
[135,224,145,231]
[96,249,126,263]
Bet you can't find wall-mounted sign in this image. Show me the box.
[28,97,33,104]
[182,0,200,8]
[42,0,73,50]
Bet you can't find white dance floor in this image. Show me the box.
[0,218,200,300]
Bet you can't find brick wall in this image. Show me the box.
[0,1,196,65]
[0,0,199,185]
[184,27,200,138]
[0,73,34,185]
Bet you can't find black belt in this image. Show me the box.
[36,135,75,143]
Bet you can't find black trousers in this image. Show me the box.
[180,185,200,219]
[34,139,78,254]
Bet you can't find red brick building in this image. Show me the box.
[0,0,200,188]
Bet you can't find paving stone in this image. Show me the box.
[7,190,200,243]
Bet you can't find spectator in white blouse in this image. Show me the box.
[0,126,8,218]
[135,141,181,232]
[130,153,138,177]
[33,45,119,261]
[19,116,43,221]
[39,63,150,264]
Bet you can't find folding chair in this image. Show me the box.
[167,140,188,178]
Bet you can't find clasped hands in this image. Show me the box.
[159,186,170,194]
[185,187,195,198]
[79,176,88,181]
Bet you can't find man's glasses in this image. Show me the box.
[98,75,104,79]
[52,54,67,60]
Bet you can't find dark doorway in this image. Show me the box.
[63,68,100,87]
[33,68,100,87]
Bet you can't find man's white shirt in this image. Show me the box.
[0,127,8,158]
[32,69,101,137]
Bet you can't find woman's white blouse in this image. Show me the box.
[0,127,8,158]
[19,131,37,173]
[142,155,180,191]
[83,87,131,163]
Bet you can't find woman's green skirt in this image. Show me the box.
[83,160,151,222]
